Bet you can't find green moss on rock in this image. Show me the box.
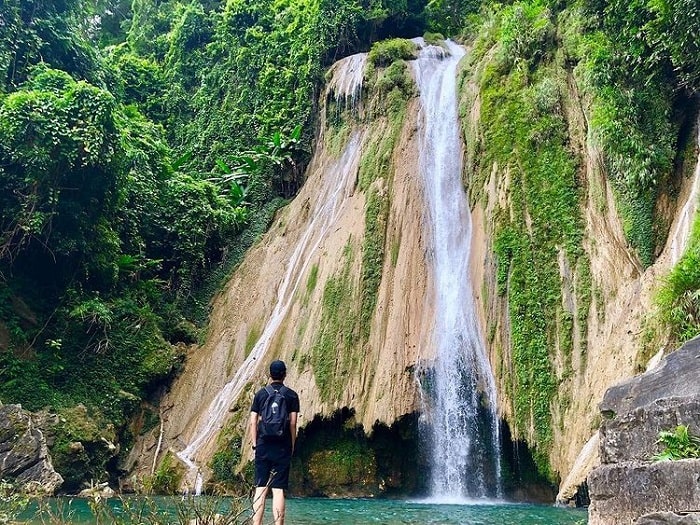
[463,22,586,478]
[367,39,418,68]
[146,451,185,495]
[50,405,117,492]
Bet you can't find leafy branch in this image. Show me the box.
[209,124,303,204]
[653,425,700,461]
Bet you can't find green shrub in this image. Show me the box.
[210,438,244,492]
[423,32,445,46]
[656,216,700,345]
[653,425,700,461]
[368,39,418,68]
[0,481,29,524]
[147,451,185,495]
[374,60,413,97]
[497,2,554,69]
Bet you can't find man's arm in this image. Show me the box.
[249,411,259,449]
[289,412,298,454]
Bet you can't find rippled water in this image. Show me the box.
[20,496,587,524]
[290,498,587,524]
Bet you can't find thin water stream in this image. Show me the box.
[669,119,700,264]
[412,39,502,500]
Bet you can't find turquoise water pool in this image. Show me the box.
[287,498,587,524]
[19,496,587,524]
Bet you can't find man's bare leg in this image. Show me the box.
[252,486,268,525]
[271,488,286,525]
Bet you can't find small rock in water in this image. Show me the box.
[77,482,115,499]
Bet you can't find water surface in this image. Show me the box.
[289,498,587,524]
[21,496,587,524]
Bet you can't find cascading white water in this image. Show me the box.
[669,120,700,265]
[327,53,367,111]
[176,58,367,493]
[412,39,502,501]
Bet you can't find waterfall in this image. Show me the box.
[669,120,700,265]
[327,53,367,111]
[175,58,367,493]
[412,39,502,501]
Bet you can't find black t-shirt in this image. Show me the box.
[251,382,300,455]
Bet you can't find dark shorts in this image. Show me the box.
[254,456,291,490]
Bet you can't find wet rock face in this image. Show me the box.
[0,404,63,494]
[587,336,700,525]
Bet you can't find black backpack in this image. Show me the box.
[258,385,289,440]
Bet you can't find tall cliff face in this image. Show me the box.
[459,28,700,498]
[126,44,438,492]
[127,36,700,498]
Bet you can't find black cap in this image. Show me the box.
[270,360,286,379]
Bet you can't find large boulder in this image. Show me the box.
[587,336,700,525]
[0,403,63,494]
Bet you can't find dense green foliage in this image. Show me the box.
[123,0,431,176]
[147,451,185,494]
[209,421,245,491]
[0,0,433,490]
[0,481,29,523]
[466,29,584,469]
[0,59,247,425]
[569,0,698,264]
[656,215,700,346]
[1,0,699,495]
[367,38,418,67]
[0,0,102,89]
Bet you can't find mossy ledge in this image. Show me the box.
[290,408,428,497]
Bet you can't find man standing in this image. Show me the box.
[249,360,299,525]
